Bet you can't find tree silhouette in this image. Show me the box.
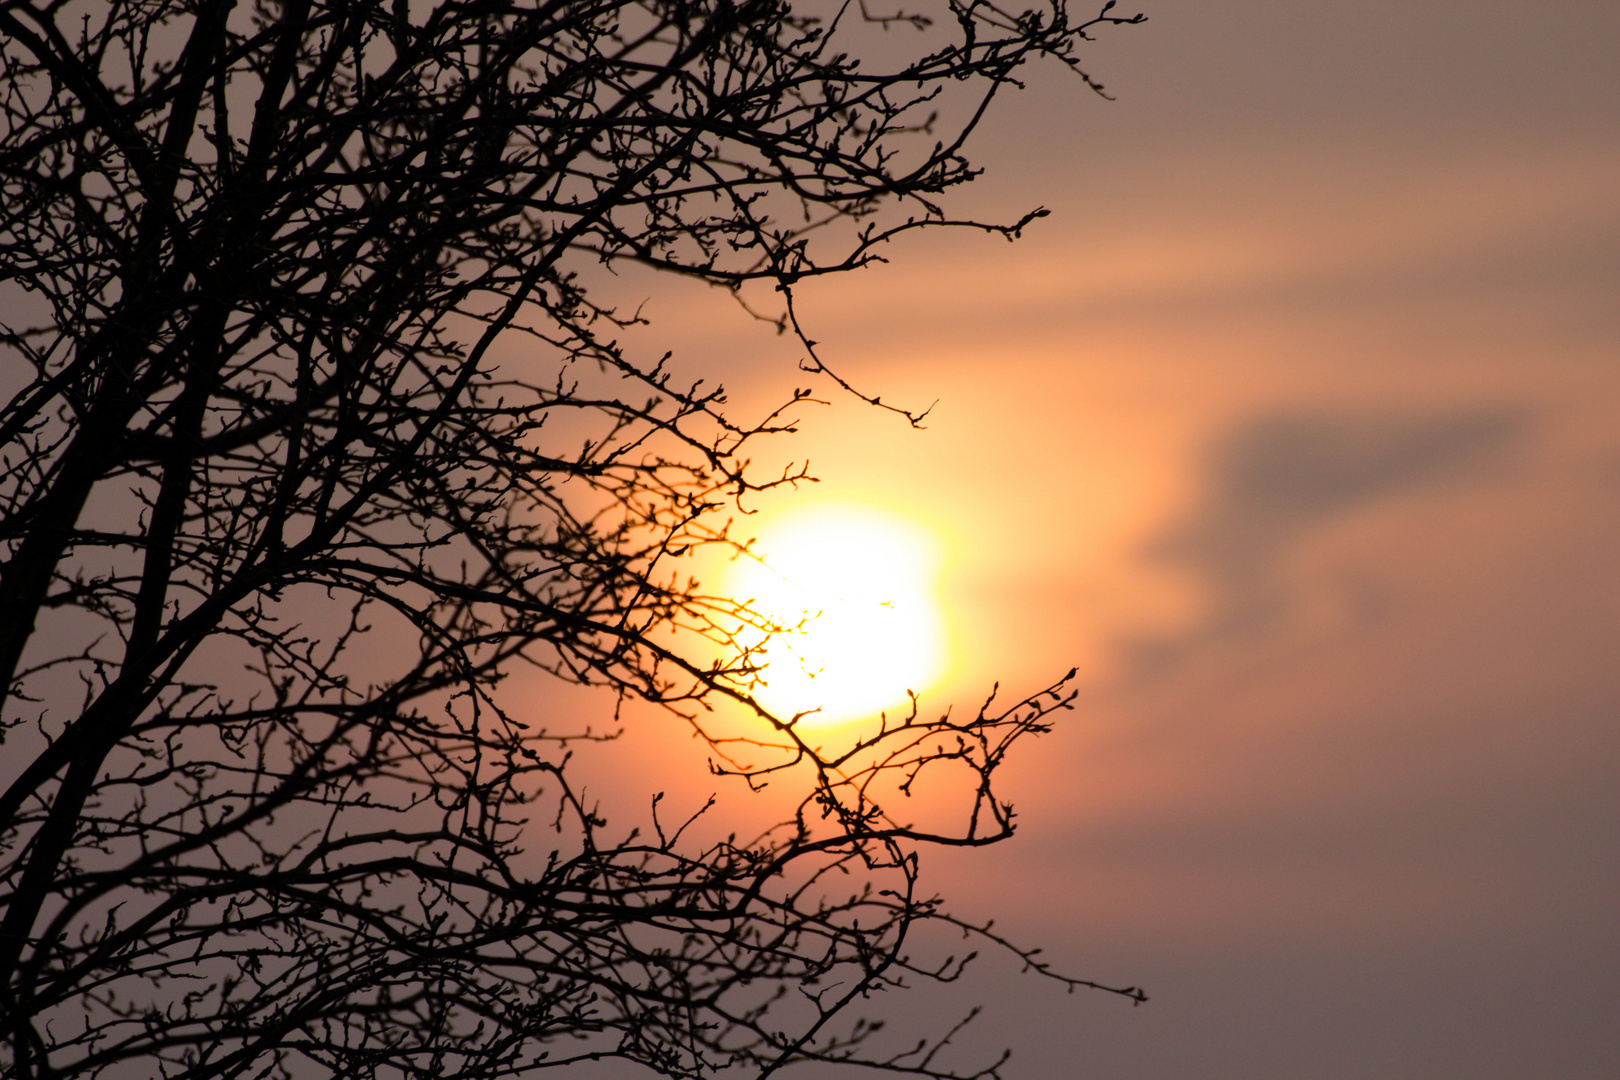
[0,2,1145,1077]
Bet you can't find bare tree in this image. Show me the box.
[0,2,1146,1077]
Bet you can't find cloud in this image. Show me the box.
[1119,408,1527,680]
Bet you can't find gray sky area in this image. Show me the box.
[4,4,1612,1079]
[598,3,1620,1077]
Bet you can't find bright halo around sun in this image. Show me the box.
[728,504,949,728]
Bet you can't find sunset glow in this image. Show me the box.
[729,505,947,727]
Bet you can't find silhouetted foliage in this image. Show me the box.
[0,2,1145,1077]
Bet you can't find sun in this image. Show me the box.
[728,504,949,728]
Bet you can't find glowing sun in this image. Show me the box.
[729,504,948,727]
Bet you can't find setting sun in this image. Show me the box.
[728,505,948,727]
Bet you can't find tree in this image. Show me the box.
[0,2,1146,1077]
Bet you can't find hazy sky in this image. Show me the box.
[4,4,1609,1078]
[583,3,1620,1078]
[537,4,1620,1078]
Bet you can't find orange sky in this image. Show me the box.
[537,4,1620,1077]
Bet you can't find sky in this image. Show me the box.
[571,3,1620,1077]
[3,4,1610,1078]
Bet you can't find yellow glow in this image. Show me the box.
[729,504,948,728]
